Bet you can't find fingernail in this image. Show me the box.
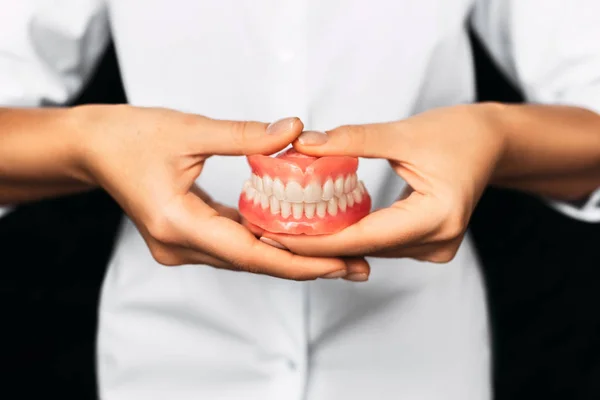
[266,117,297,135]
[321,270,348,279]
[260,237,287,250]
[297,130,329,146]
[345,273,369,282]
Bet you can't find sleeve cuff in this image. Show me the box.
[546,188,600,223]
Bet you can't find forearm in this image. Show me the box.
[0,107,94,204]
[485,103,600,201]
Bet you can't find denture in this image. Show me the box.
[239,148,371,235]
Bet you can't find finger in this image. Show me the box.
[189,184,240,222]
[292,122,405,159]
[368,237,463,264]
[264,192,440,257]
[342,257,371,282]
[176,193,349,280]
[195,116,304,156]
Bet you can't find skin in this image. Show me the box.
[262,103,600,275]
[0,106,367,281]
[2,103,600,282]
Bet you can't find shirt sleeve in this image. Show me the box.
[0,0,110,218]
[471,0,600,223]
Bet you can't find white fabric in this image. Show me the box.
[472,0,600,222]
[1,1,599,399]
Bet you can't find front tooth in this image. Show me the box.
[273,178,285,200]
[322,179,334,200]
[262,175,273,196]
[316,201,327,218]
[246,187,257,201]
[292,203,303,219]
[338,195,347,212]
[344,175,353,193]
[281,201,292,218]
[327,197,338,216]
[260,193,269,209]
[346,193,354,207]
[352,188,363,204]
[269,196,280,214]
[334,176,344,196]
[304,203,316,219]
[304,182,322,203]
[285,181,304,203]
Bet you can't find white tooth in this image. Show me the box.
[252,173,259,188]
[281,201,292,218]
[269,196,280,214]
[352,188,363,204]
[246,187,257,201]
[255,175,264,192]
[260,193,269,209]
[304,182,322,203]
[344,175,353,193]
[351,174,358,190]
[334,176,344,196]
[358,181,366,194]
[327,197,338,216]
[316,201,327,218]
[304,203,316,219]
[322,179,334,200]
[253,193,260,206]
[262,175,273,196]
[243,180,252,192]
[285,181,304,203]
[292,203,303,219]
[273,178,285,200]
[338,194,347,212]
[347,193,355,207]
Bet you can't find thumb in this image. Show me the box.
[196,116,304,156]
[292,122,404,160]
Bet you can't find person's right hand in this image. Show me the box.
[68,105,365,280]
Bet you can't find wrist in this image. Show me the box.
[472,101,512,182]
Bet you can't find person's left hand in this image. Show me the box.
[260,104,506,269]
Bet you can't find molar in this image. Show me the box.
[346,192,354,207]
[338,194,347,212]
[352,187,363,204]
[260,193,269,209]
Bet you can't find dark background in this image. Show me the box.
[1,30,600,399]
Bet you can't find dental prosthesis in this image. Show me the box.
[239,148,371,235]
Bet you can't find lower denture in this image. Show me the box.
[239,148,371,235]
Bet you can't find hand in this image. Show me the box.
[70,105,359,280]
[261,104,506,263]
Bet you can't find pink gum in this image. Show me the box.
[247,152,359,186]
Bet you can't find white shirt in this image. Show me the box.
[1,1,599,399]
